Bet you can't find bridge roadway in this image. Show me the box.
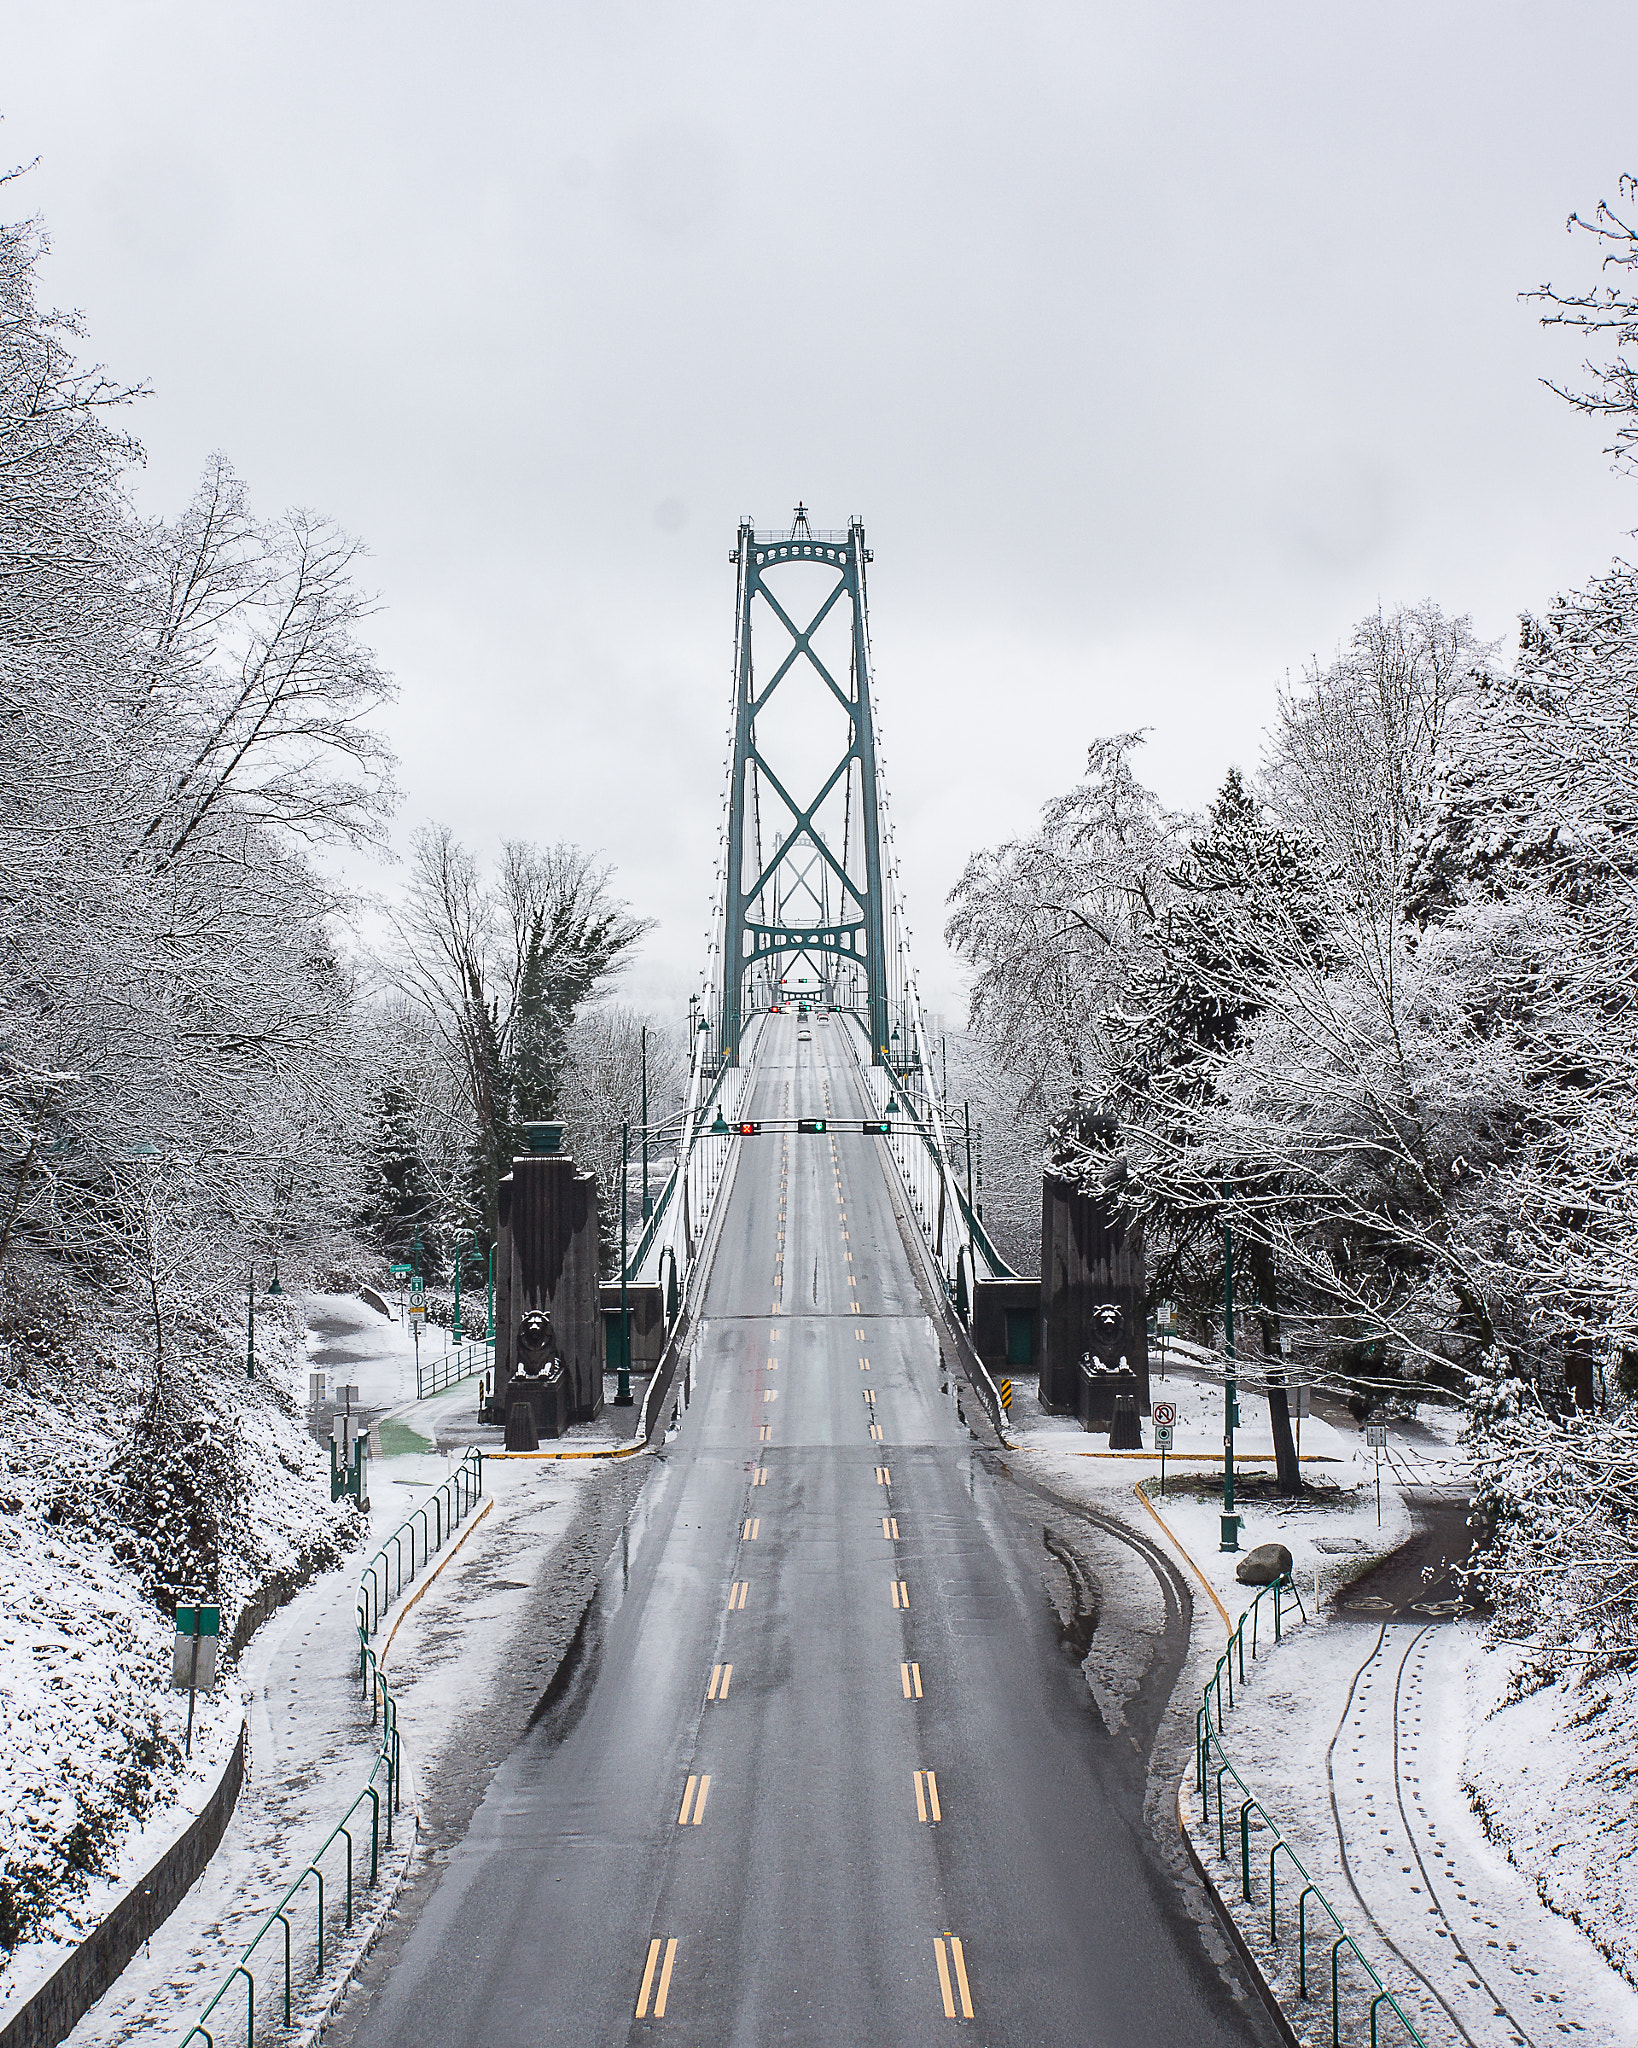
[353,1013,1269,2048]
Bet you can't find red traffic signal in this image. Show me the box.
[738,1121,761,1136]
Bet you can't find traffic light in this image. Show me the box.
[797,1118,827,1133]
[737,1121,761,1136]
[861,1120,891,1134]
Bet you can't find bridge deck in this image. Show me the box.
[351,1013,1266,2047]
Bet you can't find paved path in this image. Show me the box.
[349,1014,1275,2048]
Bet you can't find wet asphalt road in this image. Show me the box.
[351,1015,1267,2048]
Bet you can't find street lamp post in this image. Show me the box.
[641,1026,652,1223]
[615,1121,633,1406]
[245,1258,283,1381]
[1221,1203,1241,1551]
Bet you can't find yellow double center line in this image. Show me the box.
[934,1935,974,2018]
[636,1936,678,2018]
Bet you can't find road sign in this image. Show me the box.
[1293,1382,1311,1419]
[1152,1401,1177,1427]
[172,1602,220,1756]
[1365,1424,1387,1447]
[389,1262,412,1276]
[999,1378,1013,1412]
[797,1118,827,1132]
[861,1120,891,1134]
[409,1273,426,1317]
[1154,1422,1175,1449]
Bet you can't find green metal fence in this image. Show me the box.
[179,1448,484,2046]
[1193,1576,1428,2048]
[415,1336,491,1401]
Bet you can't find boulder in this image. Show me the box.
[1235,1542,1293,1586]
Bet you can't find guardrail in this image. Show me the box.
[415,1336,491,1401]
[179,1450,485,2046]
[1191,1576,1427,2048]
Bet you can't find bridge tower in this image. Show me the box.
[717,508,891,1064]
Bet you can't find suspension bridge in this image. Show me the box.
[350,514,1271,2048]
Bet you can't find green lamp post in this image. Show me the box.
[1220,1199,1241,1552]
[615,1122,633,1406]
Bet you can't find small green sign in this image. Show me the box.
[175,1604,220,1636]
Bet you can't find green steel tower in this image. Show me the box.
[718,509,890,1064]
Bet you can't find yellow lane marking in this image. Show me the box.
[876,1466,891,1484]
[707,1662,731,1700]
[678,1774,711,1825]
[891,1579,910,1608]
[913,1769,941,1823]
[882,1516,899,1538]
[949,1936,973,2017]
[934,1938,955,2019]
[851,1300,862,1313]
[753,1466,767,1485]
[691,1775,710,1823]
[767,1357,777,1368]
[854,1326,865,1337]
[742,1518,760,1539]
[770,1329,781,1342]
[862,1388,875,1405]
[764,1388,778,1402]
[730,1580,749,1610]
[901,1660,923,1698]
[637,1938,663,2017]
[869,1423,883,1441]
[655,1936,678,2016]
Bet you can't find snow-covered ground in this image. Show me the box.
[60,1303,611,2047]
[1188,1614,1638,2047]
[0,1265,359,2022]
[1014,1363,1638,2044]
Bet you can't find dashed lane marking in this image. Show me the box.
[901,1661,922,1698]
[729,1580,749,1610]
[882,1516,899,1538]
[707,1662,731,1700]
[678,1775,710,1825]
[913,1770,942,1823]
[891,1579,910,1608]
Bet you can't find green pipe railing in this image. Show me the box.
[1191,1574,1427,2048]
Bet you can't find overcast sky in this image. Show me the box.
[5,2,1637,1019]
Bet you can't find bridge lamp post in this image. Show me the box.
[615,1121,634,1407]
[641,1026,652,1222]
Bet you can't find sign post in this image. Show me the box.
[1366,1423,1387,1524]
[1152,1404,1177,1495]
[171,1601,220,1758]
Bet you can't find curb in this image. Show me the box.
[1132,1483,1237,1632]
[1176,1775,1301,2048]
